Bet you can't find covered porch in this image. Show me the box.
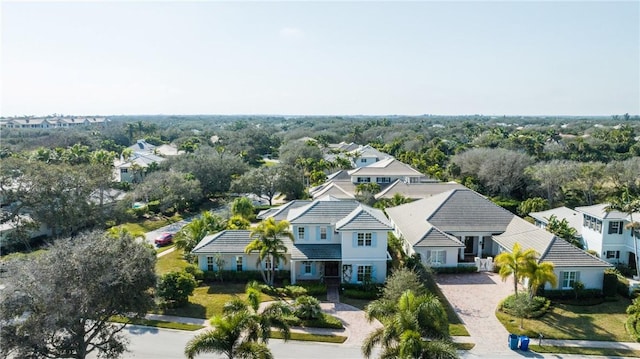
[290,244,342,284]
[456,234,500,263]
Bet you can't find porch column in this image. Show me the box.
[291,260,297,284]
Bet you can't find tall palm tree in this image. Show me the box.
[525,261,557,299]
[362,290,456,359]
[606,188,640,278]
[245,218,293,286]
[184,283,290,359]
[494,243,538,296]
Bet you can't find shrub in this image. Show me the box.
[203,270,290,283]
[618,276,632,298]
[301,313,343,329]
[299,282,327,296]
[184,265,204,281]
[603,272,618,297]
[541,289,603,304]
[147,200,161,213]
[616,263,635,278]
[294,295,322,320]
[500,294,550,318]
[156,271,197,308]
[284,285,308,298]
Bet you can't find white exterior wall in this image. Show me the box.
[582,218,636,265]
[341,260,387,283]
[291,224,339,244]
[197,253,291,272]
[292,261,322,282]
[547,267,605,290]
[414,247,459,267]
[340,230,388,261]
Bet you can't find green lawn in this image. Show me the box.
[110,316,204,331]
[270,331,347,343]
[155,248,189,275]
[156,244,176,254]
[496,296,632,342]
[157,282,277,319]
[119,214,183,234]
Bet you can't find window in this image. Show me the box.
[376,177,391,183]
[357,233,372,246]
[360,158,367,163]
[298,227,305,240]
[120,168,128,173]
[303,261,312,274]
[265,257,272,270]
[583,215,603,233]
[357,177,371,183]
[357,265,372,282]
[236,256,243,272]
[430,250,446,265]
[320,227,327,240]
[609,221,623,235]
[207,256,215,271]
[562,271,577,289]
[606,250,620,259]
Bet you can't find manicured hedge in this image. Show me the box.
[499,294,550,318]
[603,272,618,297]
[540,289,604,304]
[432,266,478,274]
[203,270,291,283]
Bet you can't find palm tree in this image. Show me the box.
[494,243,538,296]
[245,218,293,286]
[524,261,557,299]
[362,290,456,359]
[606,188,640,278]
[175,211,226,260]
[184,283,291,359]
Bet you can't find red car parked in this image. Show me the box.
[154,232,174,246]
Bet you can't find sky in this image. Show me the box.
[1,1,639,117]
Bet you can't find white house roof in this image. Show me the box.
[530,206,583,236]
[374,180,466,200]
[348,158,424,177]
[575,203,636,220]
[348,145,392,160]
[192,230,295,254]
[256,200,312,221]
[310,182,355,200]
[115,152,165,168]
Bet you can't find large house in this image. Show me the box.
[386,189,611,290]
[192,196,393,284]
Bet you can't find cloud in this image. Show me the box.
[279,27,304,40]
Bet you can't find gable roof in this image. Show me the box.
[530,206,583,236]
[414,226,464,248]
[348,158,424,177]
[575,203,634,220]
[192,230,253,254]
[348,145,391,160]
[335,205,393,231]
[310,182,356,200]
[386,202,464,248]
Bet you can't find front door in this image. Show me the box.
[325,261,339,277]
[464,236,475,255]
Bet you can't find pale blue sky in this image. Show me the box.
[1,1,638,116]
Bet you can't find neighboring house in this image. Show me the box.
[348,158,430,185]
[529,206,583,239]
[0,116,107,129]
[193,196,393,285]
[574,203,640,266]
[386,188,611,290]
[113,140,182,182]
[347,145,392,168]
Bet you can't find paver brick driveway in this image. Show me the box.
[436,272,519,355]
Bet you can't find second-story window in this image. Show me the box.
[320,227,327,240]
[609,221,623,234]
[298,227,305,240]
[357,233,372,246]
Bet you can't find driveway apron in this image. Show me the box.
[436,272,517,355]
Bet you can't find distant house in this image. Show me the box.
[386,188,611,290]
[193,196,393,284]
[0,116,107,129]
[113,140,182,182]
[529,206,583,239]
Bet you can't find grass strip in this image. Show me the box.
[156,244,176,254]
[529,344,640,357]
[454,343,475,350]
[270,331,347,343]
[110,316,204,331]
[449,323,470,336]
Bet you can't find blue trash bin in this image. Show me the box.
[508,334,519,350]
[519,335,530,351]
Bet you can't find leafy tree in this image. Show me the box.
[495,243,538,296]
[231,196,255,220]
[517,197,549,217]
[545,215,582,248]
[0,231,157,359]
[133,171,202,213]
[245,218,294,286]
[362,290,456,359]
[184,283,291,359]
[231,167,280,206]
[606,189,640,278]
[157,271,198,308]
[227,215,251,230]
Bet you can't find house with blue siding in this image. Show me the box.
[192,196,393,284]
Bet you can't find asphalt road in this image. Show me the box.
[105,326,621,359]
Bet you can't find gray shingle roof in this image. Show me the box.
[540,237,612,268]
[192,230,253,254]
[492,217,555,256]
[311,183,356,199]
[575,203,633,220]
[290,244,342,260]
[414,226,464,248]
[387,203,464,248]
[426,189,515,232]
[335,205,392,231]
[287,198,361,224]
[374,180,465,200]
[530,206,583,236]
[256,200,311,221]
